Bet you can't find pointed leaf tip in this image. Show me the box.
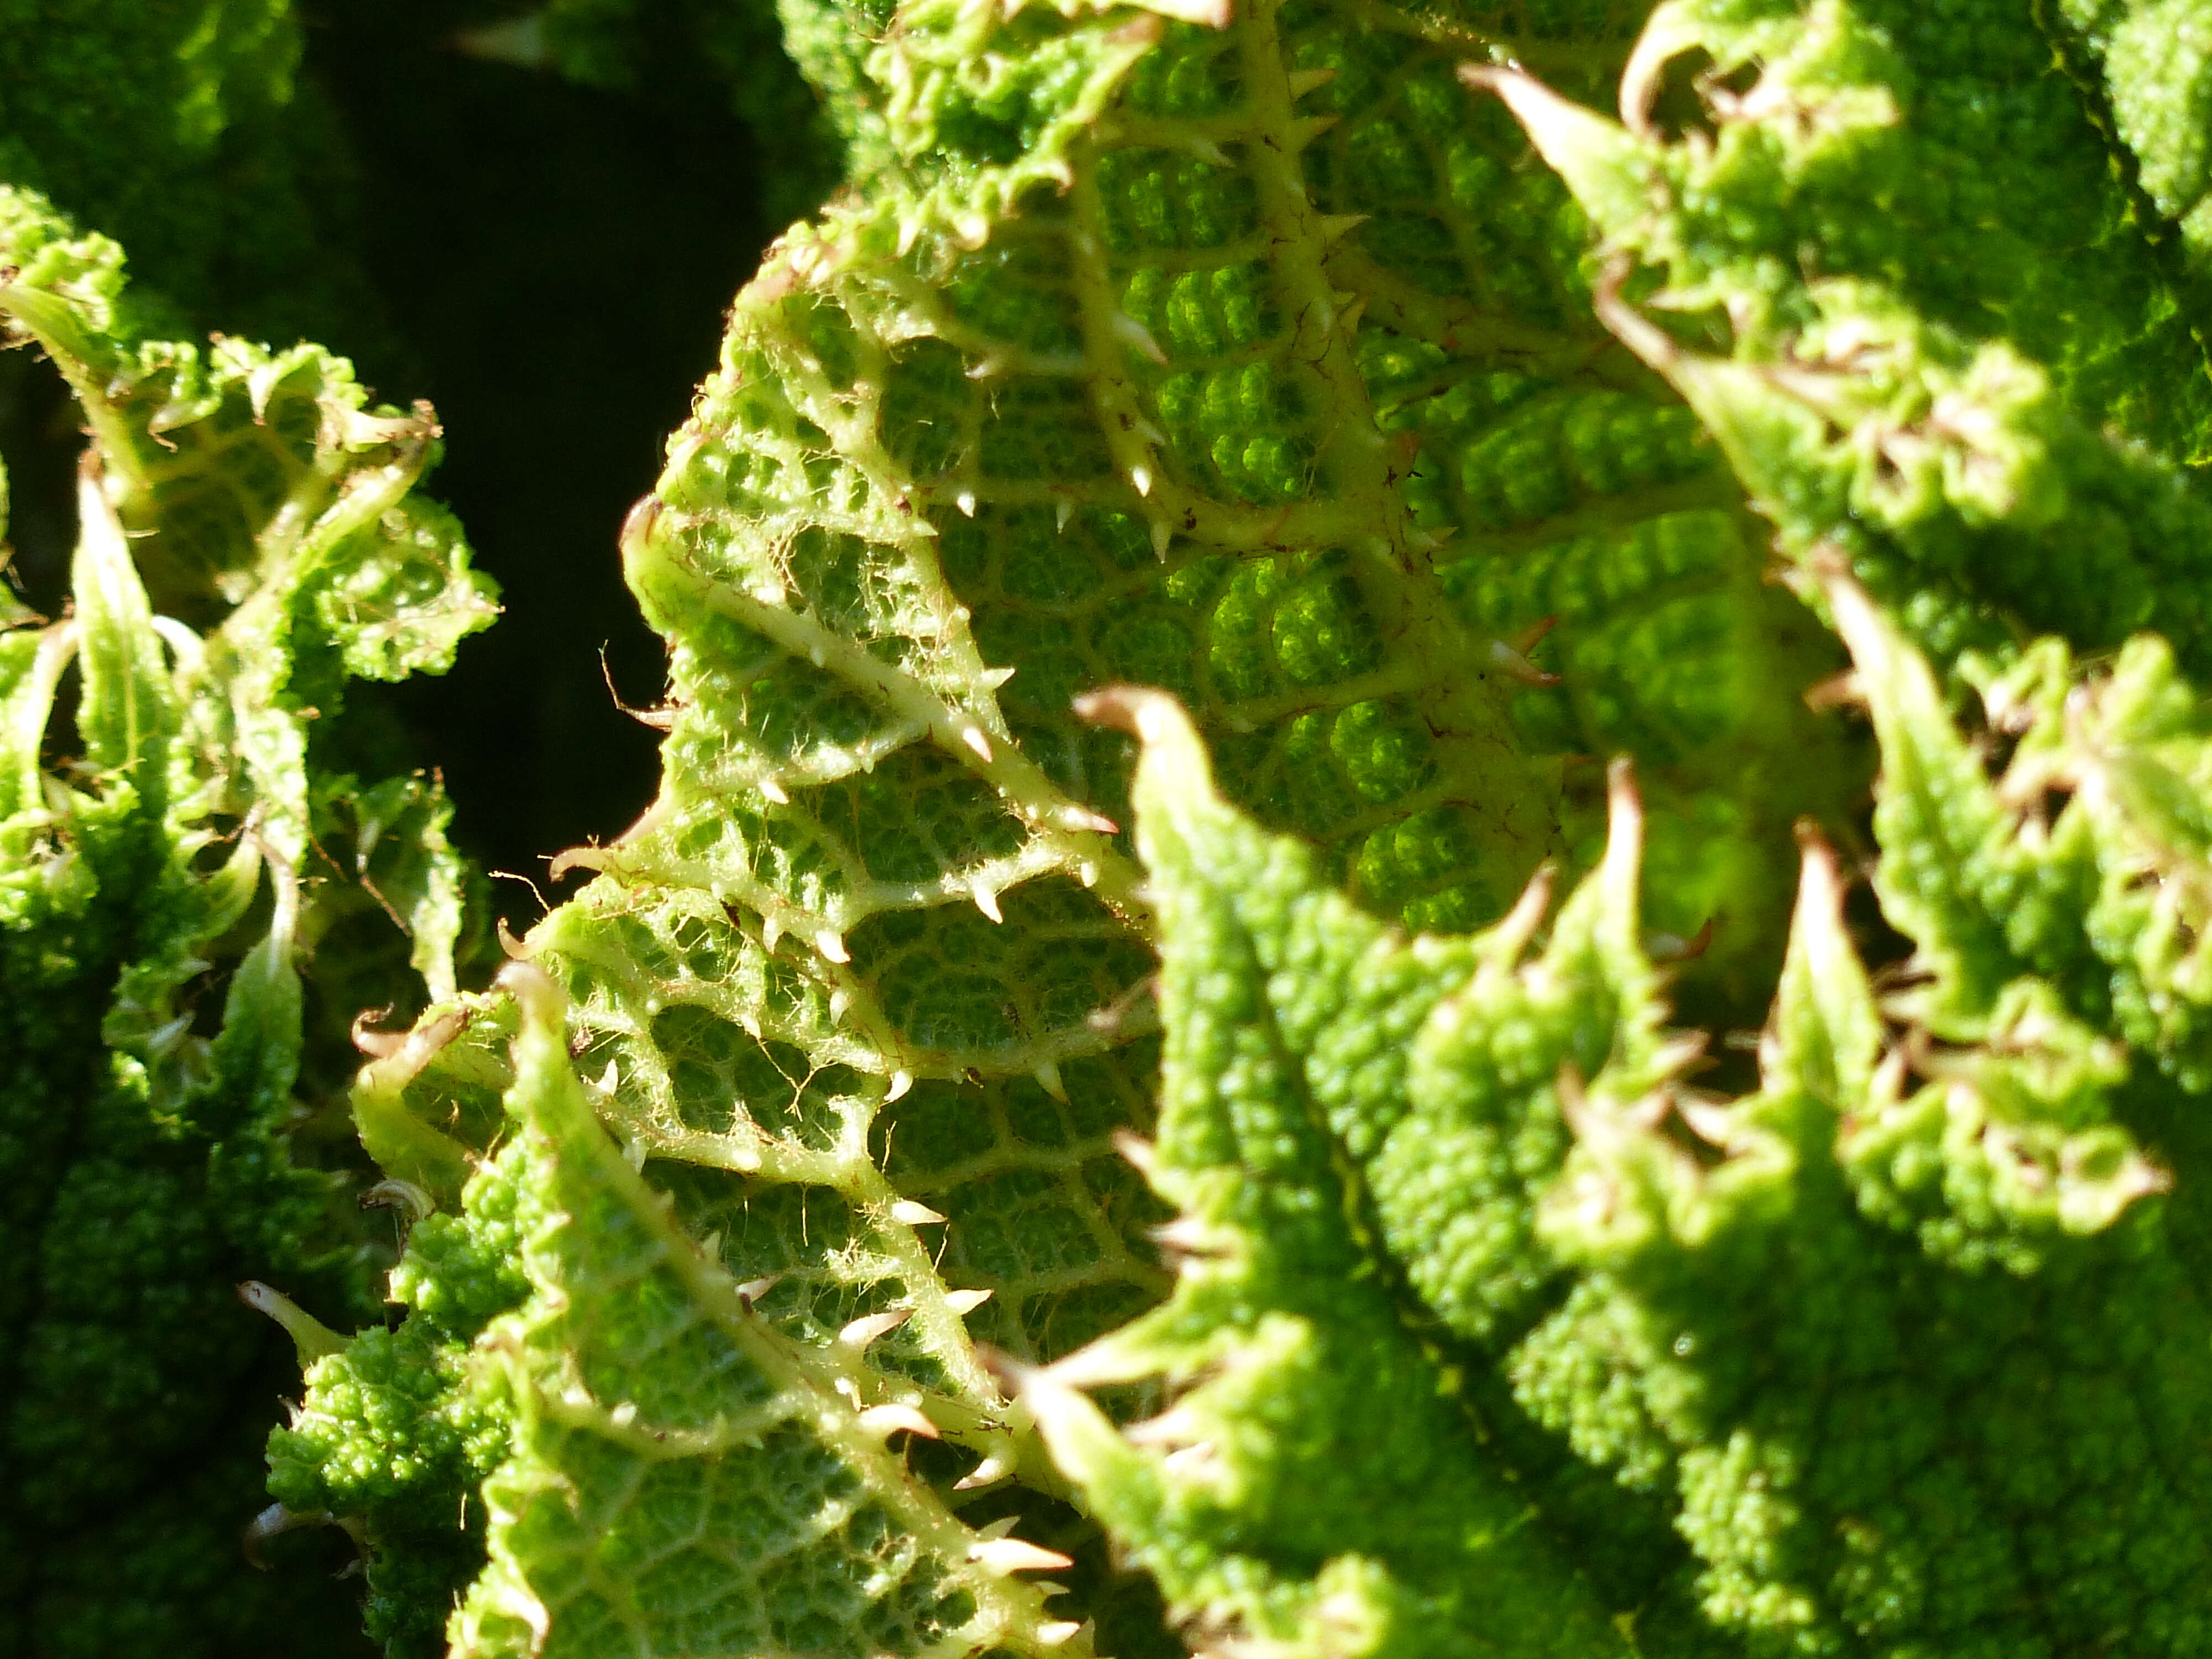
[1464,67,1654,238]
[239,1281,347,1364]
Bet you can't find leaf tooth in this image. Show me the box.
[1130,462,1156,498]
[890,1199,948,1225]
[359,1178,435,1221]
[1150,517,1173,560]
[1032,1059,1068,1102]
[1285,65,1339,97]
[1112,311,1169,365]
[1147,1216,1226,1259]
[953,1453,1013,1490]
[838,1308,916,1349]
[1803,669,1865,711]
[961,724,996,763]
[1112,1131,1156,1177]
[1037,1621,1086,1647]
[351,1011,408,1060]
[759,776,791,805]
[1675,1095,1742,1148]
[969,1537,1076,1574]
[980,664,1018,689]
[1161,1441,1218,1475]
[761,916,784,953]
[1058,802,1120,834]
[815,928,851,963]
[1144,0,1230,26]
[451,14,554,67]
[1316,212,1369,246]
[956,489,979,517]
[945,1288,993,1315]
[972,881,1005,924]
[1035,1338,1156,1391]
[1488,635,1559,686]
[735,1273,782,1308]
[1285,113,1342,152]
[886,1069,915,1103]
[238,1281,346,1363]
[857,1402,941,1439]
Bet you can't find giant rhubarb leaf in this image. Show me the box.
[277,0,1886,1648]
[265,0,2212,1650]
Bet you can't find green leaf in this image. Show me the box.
[0,0,384,343]
[0,185,493,1655]
[1022,687,1663,1658]
[1036,658,2212,1657]
[451,962,1089,1658]
[1489,0,2212,672]
[299,0,1888,1646]
[69,465,179,786]
[2046,0,2212,273]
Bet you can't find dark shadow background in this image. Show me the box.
[299,4,781,925]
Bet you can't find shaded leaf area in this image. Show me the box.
[2042,0,2212,278]
[0,0,389,352]
[1035,633,2212,1657]
[495,0,857,225]
[0,190,493,1655]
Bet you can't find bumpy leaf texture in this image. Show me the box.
[1489,0,2212,668]
[1030,588,2212,1655]
[1010,5,2212,1656]
[0,189,494,1653]
[278,0,2212,1656]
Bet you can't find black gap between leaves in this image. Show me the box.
[302,8,776,925]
